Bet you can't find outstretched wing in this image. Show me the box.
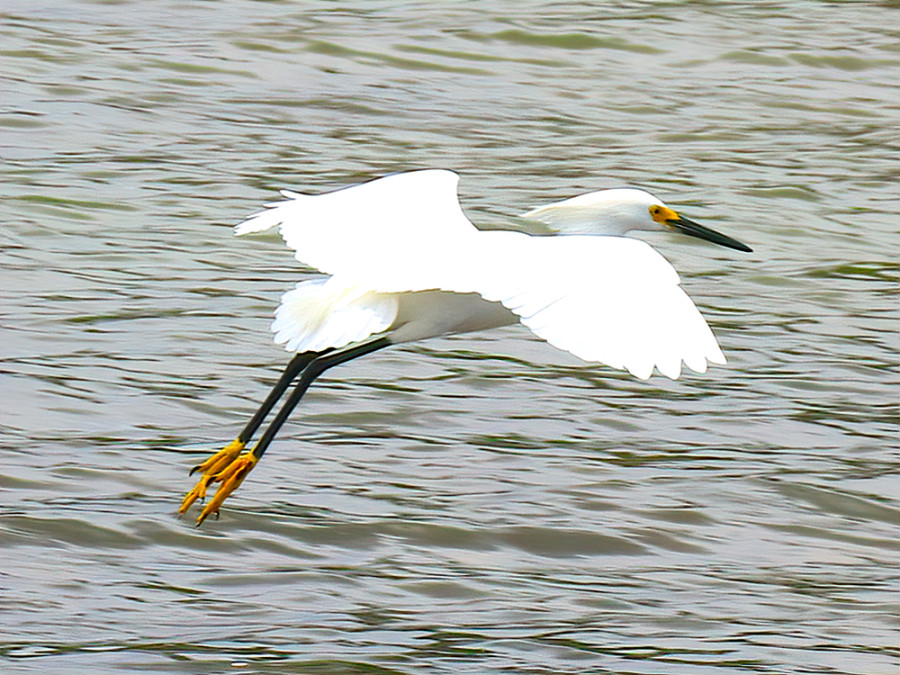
[455,231,726,380]
[236,170,726,379]
[346,227,726,379]
[234,169,476,276]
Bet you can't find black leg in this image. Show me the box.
[250,336,392,460]
[183,336,391,523]
[189,350,323,476]
[236,351,324,445]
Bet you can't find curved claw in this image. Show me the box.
[178,473,216,515]
[178,439,245,517]
[196,452,258,525]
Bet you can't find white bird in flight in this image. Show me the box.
[180,169,751,524]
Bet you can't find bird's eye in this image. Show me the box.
[649,205,671,224]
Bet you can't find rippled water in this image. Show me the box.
[2,2,897,673]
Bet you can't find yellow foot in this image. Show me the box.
[178,439,245,517]
[196,452,259,525]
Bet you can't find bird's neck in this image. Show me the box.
[520,190,644,237]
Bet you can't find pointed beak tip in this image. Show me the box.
[669,216,752,254]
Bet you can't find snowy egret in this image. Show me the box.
[179,169,751,524]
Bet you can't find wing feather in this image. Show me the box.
[235,169,476,276]
[450,232,726,379]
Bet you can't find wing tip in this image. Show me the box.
[234,217,273,236]
[234,190,309,236]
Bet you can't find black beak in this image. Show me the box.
[667,215,752,253]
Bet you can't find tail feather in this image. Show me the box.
[272,278,398,353]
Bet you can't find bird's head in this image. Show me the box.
[522,187,752,253]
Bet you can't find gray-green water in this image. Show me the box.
[2,2,897,673]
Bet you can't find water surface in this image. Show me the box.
[2,2,897,673]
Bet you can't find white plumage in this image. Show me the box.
[180,168,752,524]
[235,169,747,380]
[271,277,398,354]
